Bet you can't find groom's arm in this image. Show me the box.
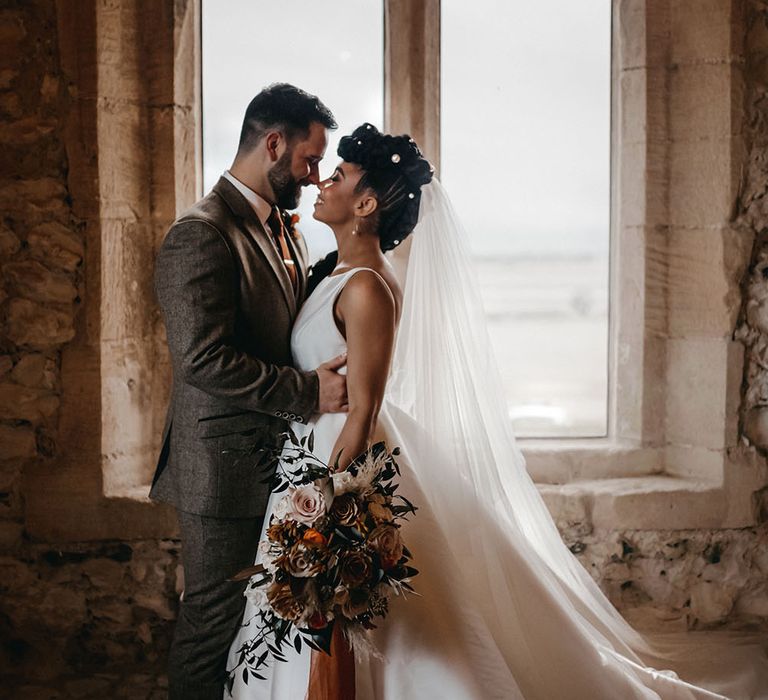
[155,220,319,421]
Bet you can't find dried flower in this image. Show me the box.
[329,492,361,526]
[341,588,370,618]
[280,542,324,578]
[368,524,403,569]
[339,550,373,587]
[368,501,393,523]
[267,581,303,622]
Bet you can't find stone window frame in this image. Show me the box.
[389,0,762,533]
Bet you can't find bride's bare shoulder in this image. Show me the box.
[342,264,402,319]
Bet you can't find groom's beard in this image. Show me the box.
[268,150,302,210]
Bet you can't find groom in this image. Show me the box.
[151,83,346,699]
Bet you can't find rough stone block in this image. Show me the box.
[0,68,17,89]
[0,10,26,65]
[0,179,69,226]
[537,484,593,538]
[0,221,20,257]
[92,600,132,626]
[0,555,35,590]
[0,356,12,378]
[0,424,36,460]
[82,558,125,589]
[133,591,175,621]
[0,520,23,551]
[38,587,87,633]
[689,580,736,624]
[10,354,58,390]
[734,586,768,617]
[0,383,59,422]
[27,222,84,272]
[3,260,78,304]
[5,298,75,348]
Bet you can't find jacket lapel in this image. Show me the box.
[212,177,297,317]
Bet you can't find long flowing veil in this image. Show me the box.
[386,178,652,651]
[384,180,768,699]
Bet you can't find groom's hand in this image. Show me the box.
[316,353,348,413]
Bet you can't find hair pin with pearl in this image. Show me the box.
[391,153,401,164]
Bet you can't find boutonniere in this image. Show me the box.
[285,212,302,241]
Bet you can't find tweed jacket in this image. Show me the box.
[150,176,319,517]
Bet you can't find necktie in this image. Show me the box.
[267,206,298,291]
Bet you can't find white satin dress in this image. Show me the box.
[226,268,766,700]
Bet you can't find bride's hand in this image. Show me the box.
[316,353,349,413]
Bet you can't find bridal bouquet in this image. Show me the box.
[227,429,419,690]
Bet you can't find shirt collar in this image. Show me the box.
[222,170,273,229]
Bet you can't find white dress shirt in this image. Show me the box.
[222,170,273,231]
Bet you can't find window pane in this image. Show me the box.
[202,0,384,262]
[441,1,611,438]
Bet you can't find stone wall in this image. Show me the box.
[0,0,186,689]
[569,526,768,630]
[737,2,768,458]
[0,1,82,547]
[1,540,179,696]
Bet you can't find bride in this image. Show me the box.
[226,124,767,699]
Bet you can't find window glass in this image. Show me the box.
[442,1,611,437]
[202,0,384,261]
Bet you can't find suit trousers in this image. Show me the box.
[168,510,264,700]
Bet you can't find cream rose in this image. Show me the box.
[272,493,292,520]
[288,484,326,525]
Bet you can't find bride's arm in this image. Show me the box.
[328,272,397,471]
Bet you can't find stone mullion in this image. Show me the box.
[383,0,440,284]
[384,0,440,171]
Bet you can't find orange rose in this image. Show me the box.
[302,528,327,547]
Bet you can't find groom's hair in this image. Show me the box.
[237,83,336,154]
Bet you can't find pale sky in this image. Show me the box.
[202,0,610,260]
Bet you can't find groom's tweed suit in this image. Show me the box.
[151,176,317,699]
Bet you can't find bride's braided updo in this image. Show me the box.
[337,123,433,252]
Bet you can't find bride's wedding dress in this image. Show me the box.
[226,182,768,699]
